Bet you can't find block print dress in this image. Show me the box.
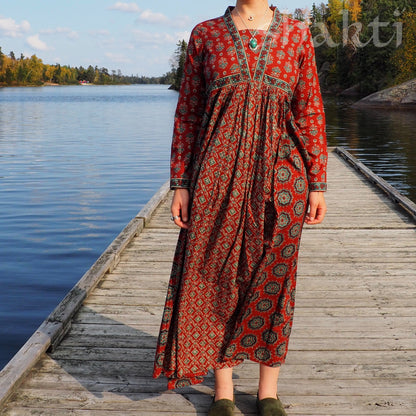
[153,6,328,389]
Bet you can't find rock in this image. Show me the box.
[340,84,361,97]
[353,78,416,108]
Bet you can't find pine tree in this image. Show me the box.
[170,40,188,91]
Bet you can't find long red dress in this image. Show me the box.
[153,6,327,389]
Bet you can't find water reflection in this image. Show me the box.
[324,95,416,201]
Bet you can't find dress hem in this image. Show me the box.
[154,355,285,390]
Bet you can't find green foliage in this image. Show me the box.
[311,0,416,94]
[0,48,177,87]
[356,0,410,92]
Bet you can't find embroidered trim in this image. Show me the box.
[224,8,251,81]
[253,12,282,82]
[208,74,293,96]
[263,75,293,97]
[309,182,327,191]
[208,74,242,94]
[170,178,191,189]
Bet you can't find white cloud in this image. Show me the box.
[108,2,141,13]
[137,10,169,24]
[170,15,192,29]
[131,29,176,47]
[0,16,30,37]
[40,27,79,40]
[134,11,191,29]
[105,52,131,64]
[26,34,49,51]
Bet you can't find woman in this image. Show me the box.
[153,1,327,415]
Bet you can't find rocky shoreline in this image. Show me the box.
[352,78,416,109]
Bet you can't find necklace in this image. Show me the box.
[235,6,271,51]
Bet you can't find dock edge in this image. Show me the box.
[334,147,416,222]
[0,180,170,408]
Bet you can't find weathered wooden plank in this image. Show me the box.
[83,294,416,308]
[20,372,416,397]
[74,306,416,323]
[55,334,416,351]
[135,182,170,227]
[62,318,416,337]
[86,286,416,301]
[29,349,416,372]
[335,147,416,221]
[3,389,416,415]
[95,278,416,296]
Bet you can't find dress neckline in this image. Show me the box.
[226,5,278,34]
[223,6,282,82]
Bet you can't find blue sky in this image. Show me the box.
[0,1,314,76]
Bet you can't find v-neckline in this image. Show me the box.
[223,6,281,82]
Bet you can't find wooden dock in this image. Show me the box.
[1,148,415,415]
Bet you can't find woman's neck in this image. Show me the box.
[235,0,270,16]
[232,0,272,30]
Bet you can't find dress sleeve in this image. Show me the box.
[291,25,328,192]
[170,26,206,190]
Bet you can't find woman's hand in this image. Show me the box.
[171,188,190,229]
[305,191,327,225]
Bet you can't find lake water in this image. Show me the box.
[324,96,416,200]
[0,85,415,370]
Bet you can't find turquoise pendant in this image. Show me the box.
[249,38,258,51]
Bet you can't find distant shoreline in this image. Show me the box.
[0,82,172,88]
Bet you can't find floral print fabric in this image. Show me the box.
[153,6,327,389]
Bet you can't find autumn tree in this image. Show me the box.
[391,11,416,83]
[347,0,362,21]
[44,65,57,83]
[27,55,44,85]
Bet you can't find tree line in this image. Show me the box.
[0,47,177,87]
[309,0,416,94]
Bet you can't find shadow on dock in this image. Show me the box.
[40,307,257,415]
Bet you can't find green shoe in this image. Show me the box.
[256,396,287,416]
[208,397,235,416]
